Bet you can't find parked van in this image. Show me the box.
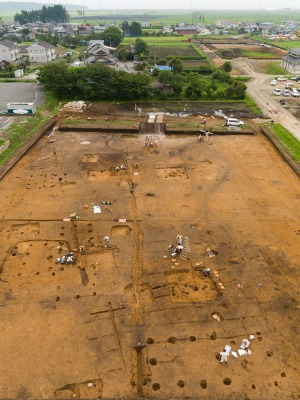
[273,88,281,96]
[225,118,244,127]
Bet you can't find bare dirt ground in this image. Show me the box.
[0,107,299,399]
[231,58,300,141]
[198,39,300,140]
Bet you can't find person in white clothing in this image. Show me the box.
[220,349,228,364]
[240,338,250,350]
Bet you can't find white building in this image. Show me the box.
[0,41,20,62]
[27,41,55,63]
[282,48,300,73]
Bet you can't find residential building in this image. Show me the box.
[175,25,198,35]
[216,20,239,29]
[85,40,116,64]
[94,25,107,34]
[3,29,21,39]
[0,41,20,62]
[76,24,94,36]
[27,41,55,63]
[282,48,300,73]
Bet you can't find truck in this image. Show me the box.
[7,102,36,115]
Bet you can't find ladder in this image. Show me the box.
[180,236,191,260]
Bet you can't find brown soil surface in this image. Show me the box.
[212,44,287,59]
[0,108,299,399]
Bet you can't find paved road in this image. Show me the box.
[232,58,300,141]
[0,82,45,131]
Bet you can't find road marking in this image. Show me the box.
[2,117,13,127]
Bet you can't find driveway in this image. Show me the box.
[232,58,300,141]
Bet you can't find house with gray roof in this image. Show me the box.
[0,41,20,62]
[85,40,116,65]
[27,41,55,63]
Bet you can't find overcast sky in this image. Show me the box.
[87,0,300,9]
[2,0,300,9]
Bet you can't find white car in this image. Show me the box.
[285,82,294,88]
[282,89,290,97]
[273,88,281,96]
[292,90,299,98]
[277,76,287,81]
[271,79,277,86]
[225,118,244,127]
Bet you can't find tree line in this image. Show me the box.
[38,62,151,101]
[14,5,69,24]
[38,61,246,102]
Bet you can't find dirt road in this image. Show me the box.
[232,58,300,141]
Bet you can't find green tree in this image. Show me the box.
[211,69,232,84]
[20,27,30,36]
[38,33,59,46]
[121,21,130,35]
[130,21,142,36]
[102,26,123,47]
[158,58,167,65]
[168,57,183,73]
[157,70,173,85]
[116,48,128,61]
[40,5,69,23]
[171,73,186,96]
[38,62,71,99]
[14,5,68,24]
[134,38,148,55]
[220,61,232,73]
[14,10,39,24]
[185,74,212,100]
[60,34,80,48]
[225,80,247,100]
[38,61,151,101]
[89,32,104,41]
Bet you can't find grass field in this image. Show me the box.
[267,122,300,162]
[264,62,287,75]
[252,36,300,50]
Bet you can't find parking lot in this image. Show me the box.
[0,82,45,130]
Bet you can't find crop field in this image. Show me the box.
[181,60,211,69]
[147,44,203,59]
[216,46,286,60]
[121,37,207,60]
[122,37,193,45]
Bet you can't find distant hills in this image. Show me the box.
[0,1,87,10]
